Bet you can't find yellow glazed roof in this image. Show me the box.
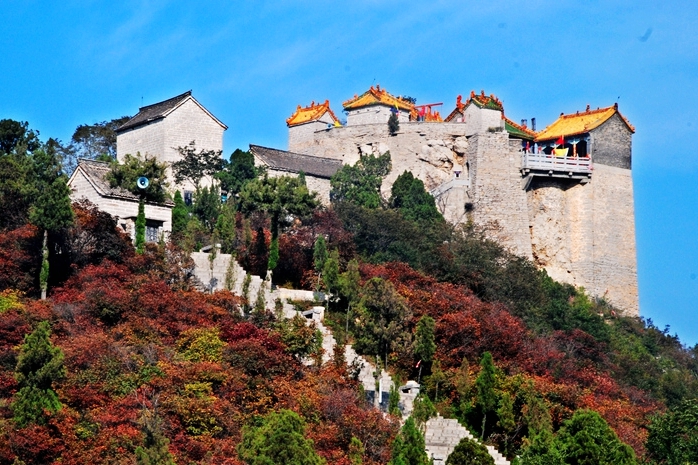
[535,104,635,141]
[343,85,414,111]
[286,100,340,127]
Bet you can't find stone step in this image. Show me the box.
[425,416,510,465]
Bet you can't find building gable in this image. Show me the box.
[117,91,227,133]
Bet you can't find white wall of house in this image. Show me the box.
[69,169,172,239]
[117,98,226,193]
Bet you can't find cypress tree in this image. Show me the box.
[476,352,497,441]
[135,408,175,465]
[12,321,65,427]
[30,146,74,299]
[135,199,146,254]
[313,235,328,273]
[322,249,340,295]
[388,112,400,135]
[172,190,188,235]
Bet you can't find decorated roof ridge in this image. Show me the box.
[535,103,635,141]
[286,99,340,127]
[444,94,466,122]
[342,84,414,111]
[467,90,504,112]
[504,117,536,140]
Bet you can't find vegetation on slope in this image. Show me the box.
[0,120,696,463]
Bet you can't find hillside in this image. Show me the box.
[0,119,697,464]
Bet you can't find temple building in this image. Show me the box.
[275,86,639,315]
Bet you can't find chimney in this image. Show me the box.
[531,118,536,131]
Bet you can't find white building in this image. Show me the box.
[116,90,227,194]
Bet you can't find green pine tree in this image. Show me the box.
[445,437,494,465]
[12,321,65,427]
[389,417,429,465]
[339,258,361,333]
[412,394,437,430]
[322,249,340,295]
[414,315,436,383]
[267,236,279,271]
[215,202,237,254]
[554,410,636,465]
[313,235,328,274]
[348,436,365,465]
[135,407,175,465]
[237,409,325,465]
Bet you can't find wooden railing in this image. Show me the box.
[521,152,592,173]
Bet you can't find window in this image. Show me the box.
[184,190,193,206]
[145,220,163,243]
[146,225,159,243]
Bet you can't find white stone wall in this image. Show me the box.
[527,164,638,315]
[291,122,470,191]
[289,118,333,152]
[346,105,409,126]
[69,170,172,236]
[117,119,166,162]
[463,105,504,136]
[468,132,533,259]
[117,98,225,193]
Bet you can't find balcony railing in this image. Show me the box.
[521,152,592,174]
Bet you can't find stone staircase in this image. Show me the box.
[425,415,509,465]
[192,251,508,464]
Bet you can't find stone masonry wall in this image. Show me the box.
[346,105,409,126]
[117,119,165,163]
[117,98,225,193]
[590,113,633,169]
[527,164,638,315]
[463,105,504,136]
[163,99,226,192]
[468,132,533,258]
[288,118,333,151]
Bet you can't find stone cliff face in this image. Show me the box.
[289,122,471,196]
[289,120,638,316]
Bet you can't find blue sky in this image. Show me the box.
[2,1,697,345]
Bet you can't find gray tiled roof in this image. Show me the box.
[75,159,174,206]
[117,91,192,132]
[249,145,343,179]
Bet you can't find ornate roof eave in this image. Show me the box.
[286,100,340,127]
[342,85,414,112]
[535,103,635,142]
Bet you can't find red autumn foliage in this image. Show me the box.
[0,224,39,292]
